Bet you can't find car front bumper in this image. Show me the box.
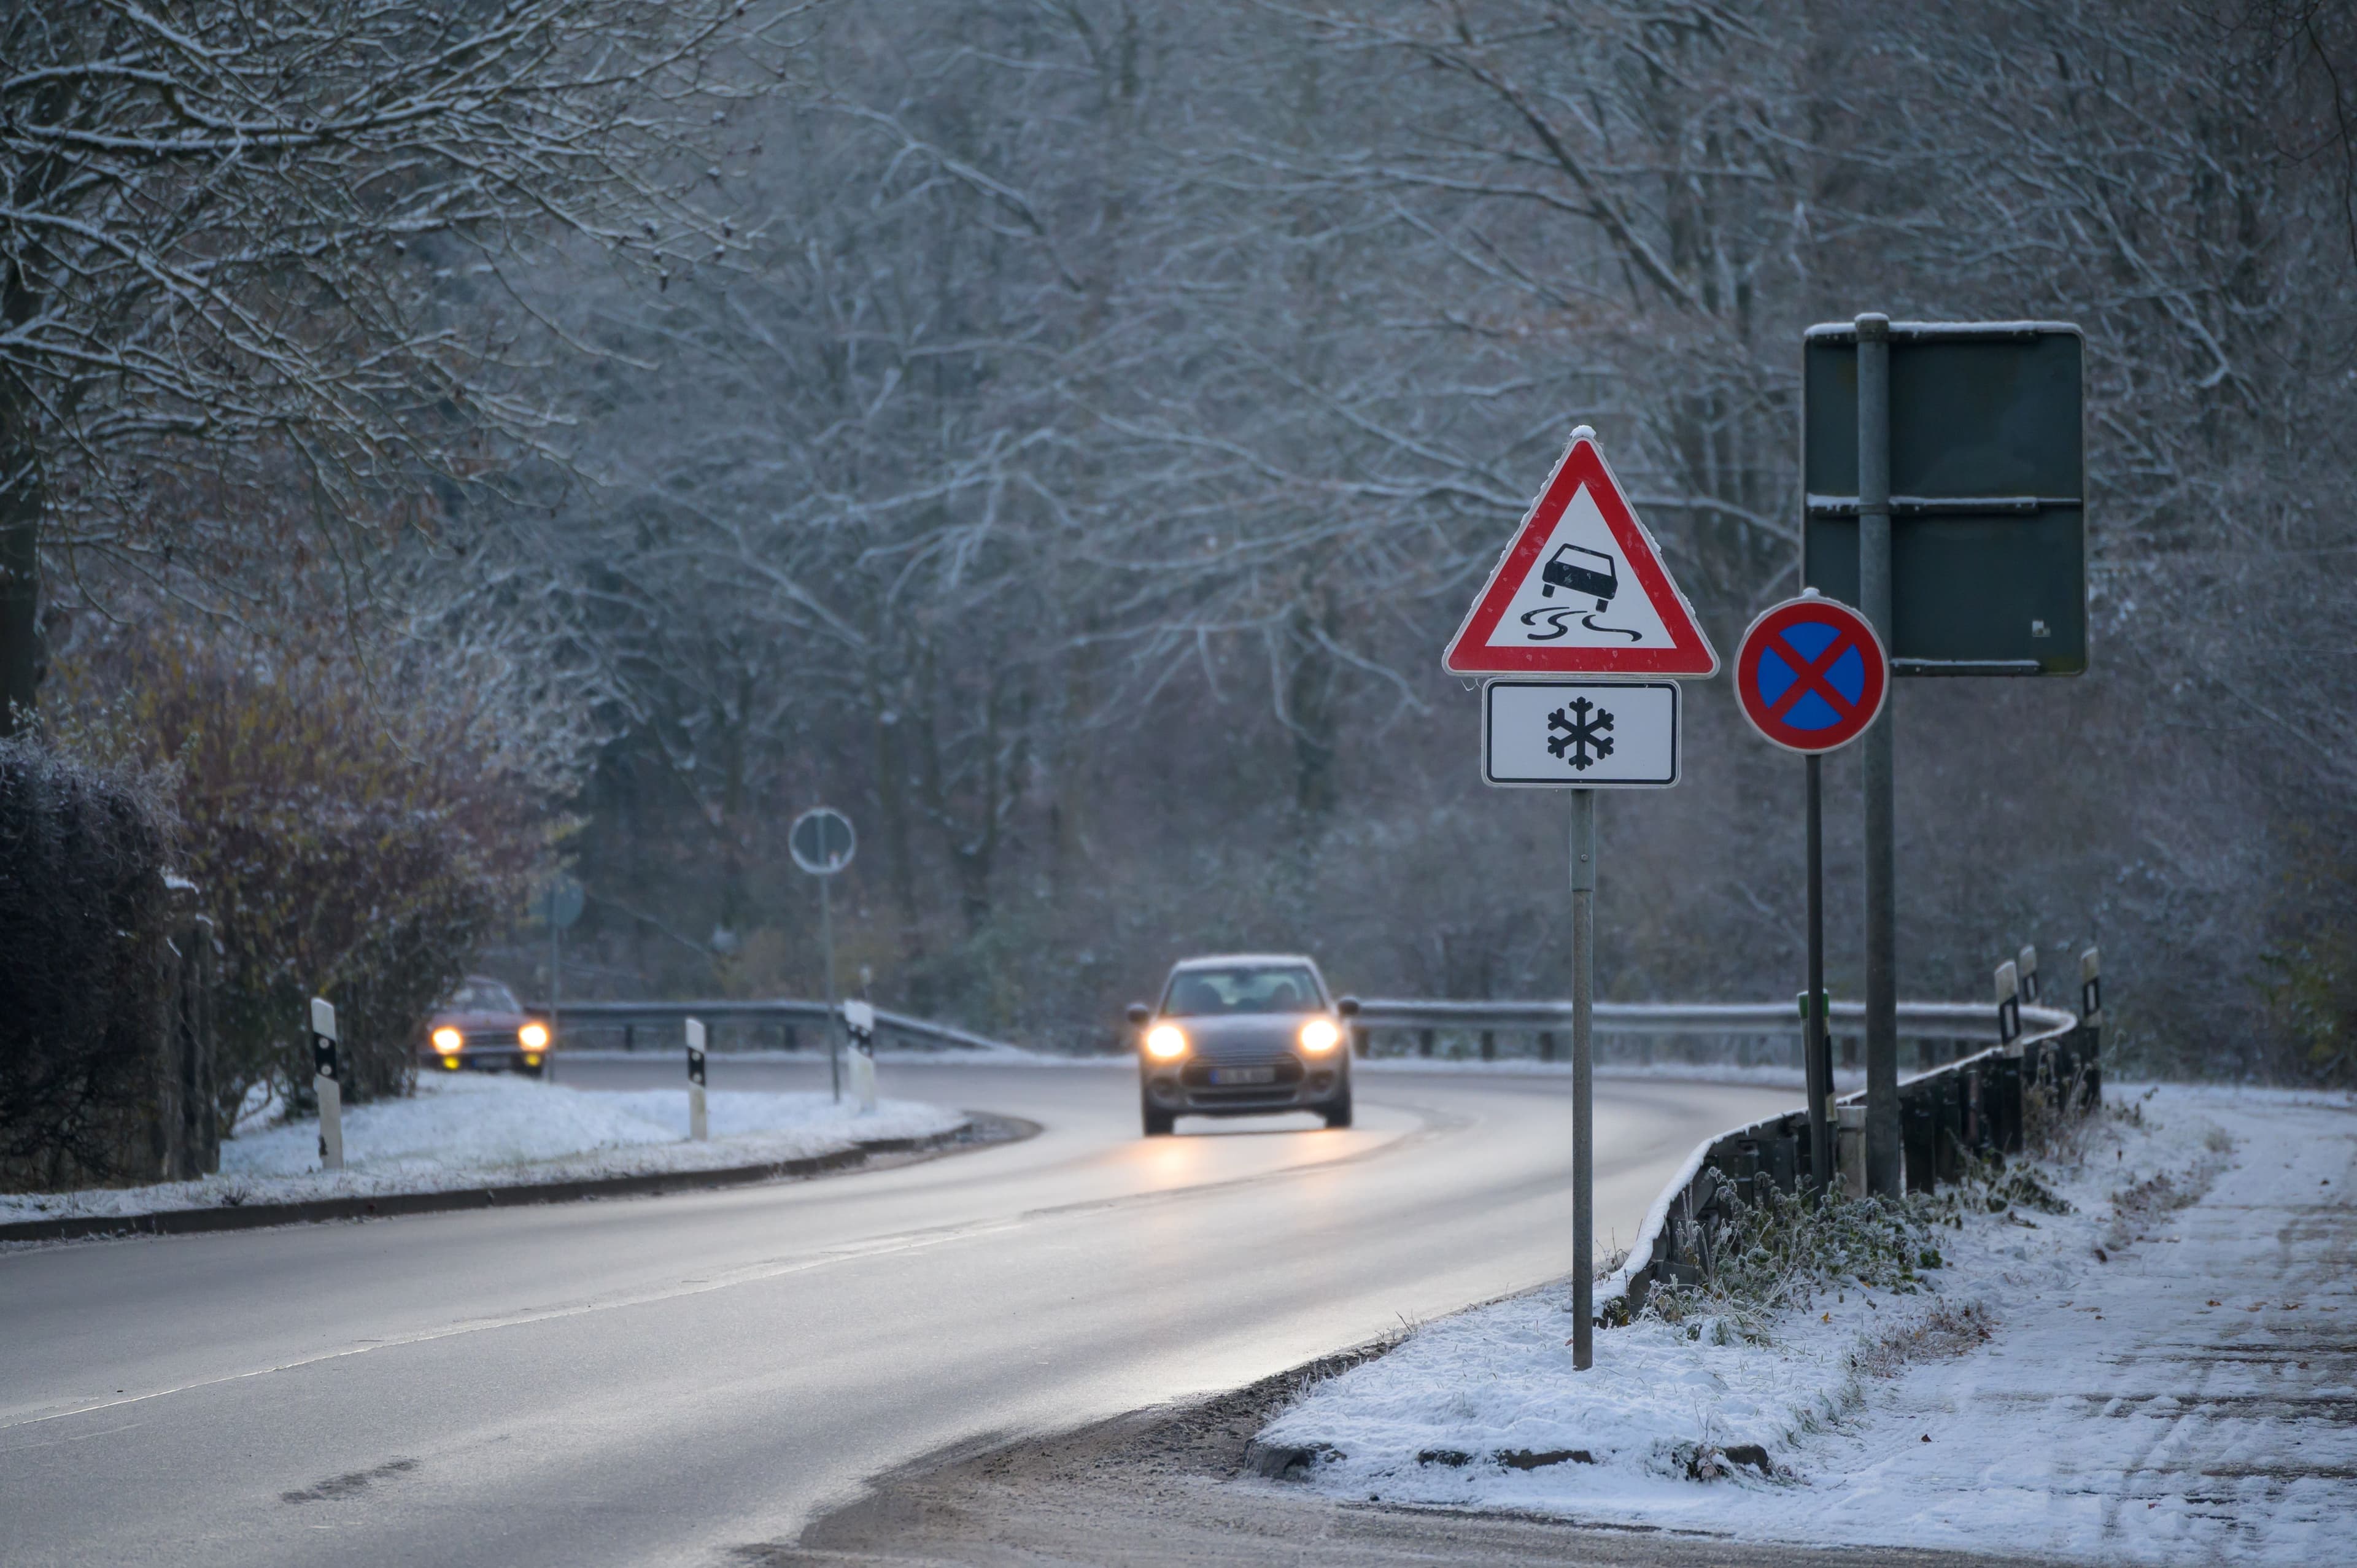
[1140,1054,1347,1116]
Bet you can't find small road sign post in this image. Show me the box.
[1803,315,2084,1197]
[1446,425,1719,1372]
[686,1017,708,1141]
[309,997,343,1172]
[1733,590,1890,1192]
[789,808,856,1104]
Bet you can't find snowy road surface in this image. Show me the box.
[0,1059,1792,1567]
[1263,1084,2357,1564]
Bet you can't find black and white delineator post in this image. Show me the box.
[1995,960,2022,1047]
[310,997,343,1172]
[1440,425,1720,1372]
[842,999,878,1114]
[685,1017,708,1141]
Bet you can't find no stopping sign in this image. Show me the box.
[1735,594,1889,754]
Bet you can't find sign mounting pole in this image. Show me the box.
[789,808,857,1106]
[1856,312,1902,1197]
[821,871,839,1103]
[1732,587,1888,1192]
[1805,755,1831,1189]
[1569,788,1596,1370]
[1444,422,1718,1373]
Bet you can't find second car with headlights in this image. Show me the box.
[1126,954,1357,1136]
[420,976,554,1077]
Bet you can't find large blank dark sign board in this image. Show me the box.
[1802,322,2086,675]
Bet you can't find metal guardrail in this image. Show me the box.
[1353,997,2071,1041]
[528,998,1019,1055]
[1602,987,2099,1320]
[535,995,2075,1057]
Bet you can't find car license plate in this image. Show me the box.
[1210,1067,1276,1086]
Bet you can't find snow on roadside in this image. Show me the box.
[1258,1082,2357,1563]
[0,1073,966,1226]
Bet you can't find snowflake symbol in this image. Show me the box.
[1547,697,1616,771]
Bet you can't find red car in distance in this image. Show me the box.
[421,976,552,1077]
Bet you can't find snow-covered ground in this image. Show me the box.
[1259,1082,2357,1563]
[0,1073,966,1226]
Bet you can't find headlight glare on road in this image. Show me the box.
[1298,1018,1342,1054]
[519,1022,550,1049]
[432,1027,462,1052]
[1144,1023,1188,1060]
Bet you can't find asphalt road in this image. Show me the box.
[0,1059,1793,1567]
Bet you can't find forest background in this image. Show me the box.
[9,0,2353,1095]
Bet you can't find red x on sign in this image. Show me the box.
[1735,595,1889,754]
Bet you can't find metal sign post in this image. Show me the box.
[788,808,856,1103]
[1856,314,1902,1198]
[1568,790,1596,1370]
[1804,757,1831,1191]
[1731,590,1887,1194]
[1802,313,2085,1197]
[1445,425,1717,1372]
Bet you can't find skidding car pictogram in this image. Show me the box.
[1541,544,1618,609]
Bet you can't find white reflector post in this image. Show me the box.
[310,997,344,1172]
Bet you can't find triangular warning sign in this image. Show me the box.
[1442,428,1720,678]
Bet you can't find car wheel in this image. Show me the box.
[517,1062,545,1079]
[1142,1097,1176,1137]
[1323,1089,1353,1129]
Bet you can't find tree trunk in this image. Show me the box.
[0,427,42,736]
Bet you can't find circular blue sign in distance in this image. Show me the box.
[1735,595,1889,754]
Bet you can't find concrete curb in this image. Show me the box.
[0,1113,1039,1246]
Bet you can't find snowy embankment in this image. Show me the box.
[0,1074,966,1226]
[1258,1083,2357,1564]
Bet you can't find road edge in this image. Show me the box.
[0,1112,1040,1246]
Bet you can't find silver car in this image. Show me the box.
[1126,954,1358,1136]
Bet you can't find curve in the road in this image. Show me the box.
[1,1059,1798,1568]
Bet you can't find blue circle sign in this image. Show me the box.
[1735,594,1889,754]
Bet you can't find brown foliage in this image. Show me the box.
[52,625,543,1116]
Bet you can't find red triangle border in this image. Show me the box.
[1441,434,1720,677]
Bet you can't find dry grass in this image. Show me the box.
[1848,1298,1996,1379]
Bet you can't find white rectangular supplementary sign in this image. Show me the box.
[1482,679,1680,789]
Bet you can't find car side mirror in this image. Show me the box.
[1336,995,1361,1018]
[1125,1002,1151,1025]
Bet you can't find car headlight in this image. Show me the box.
[1298,1018,1342,1054]
[432,1027,463,1052]
[1144,1023,1189,1060]
[519,1022,550,1049]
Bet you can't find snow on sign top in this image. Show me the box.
[1442,428,1719,678]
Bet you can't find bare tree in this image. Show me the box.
[0,0,807,731]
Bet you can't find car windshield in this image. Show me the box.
[445,979,521,1013]
[1161,965,1324,1017]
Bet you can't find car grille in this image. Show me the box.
[1178,1057,1303,1102]
[462,1030,518,1050]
